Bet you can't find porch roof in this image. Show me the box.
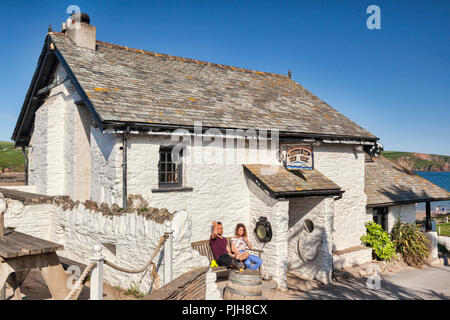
[365,156,450,207]
[243,164,343,199]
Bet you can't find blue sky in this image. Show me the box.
[0,0,448,155]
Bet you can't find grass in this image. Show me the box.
[124,284,146,298]
[381,151,413,160]
[0,141,25,172]
[437,223,450,237]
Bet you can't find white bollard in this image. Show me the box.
[90,244,104,300]
[163,220,173,285]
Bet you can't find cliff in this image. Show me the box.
[381,151,450,172]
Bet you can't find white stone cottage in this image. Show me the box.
[12,14,448,289]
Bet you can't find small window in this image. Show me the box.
[158,146,182,187]
[373,207,388,231]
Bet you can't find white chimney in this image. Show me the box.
[65,12,96,51]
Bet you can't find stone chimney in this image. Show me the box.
[63,12,96,51]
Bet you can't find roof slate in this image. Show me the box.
[243,164,342,198]
[365,156,450,207]
[49,33,377,140]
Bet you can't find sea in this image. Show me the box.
[414,171,450,212]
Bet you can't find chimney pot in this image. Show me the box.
[65,12,96,51]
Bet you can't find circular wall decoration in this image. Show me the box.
[304,219,314,233]
[297,219,321,262]
[254,217,272,243]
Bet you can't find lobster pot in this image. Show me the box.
[223,270,263,300]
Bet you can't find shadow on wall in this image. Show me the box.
[288,198,333,284]
[92,126,115,161]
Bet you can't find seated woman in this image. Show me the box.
[231,223,262,270]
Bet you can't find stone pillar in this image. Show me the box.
[426,231,439,260]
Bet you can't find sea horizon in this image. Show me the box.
[414,171,450,212]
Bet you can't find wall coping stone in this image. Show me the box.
[0,187,55,205]
[333,245,371,256]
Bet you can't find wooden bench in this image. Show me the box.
[191,238,263,279]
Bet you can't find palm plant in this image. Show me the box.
[390,219,431,267]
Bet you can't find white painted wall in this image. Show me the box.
[387,204,416,232]
[246,177,289,290]
[27,63,88,200]
[314,144,371,252]
[90,127,122,206]
[3,198,208,294]
[288,197,334,284]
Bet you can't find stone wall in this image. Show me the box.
[387,204,416,232]
[2,190,209,294]
[288,197,334,284]
[314,144,370,252]
[246,177,289,290]
[27,63,86,199]
[124,134,279,242]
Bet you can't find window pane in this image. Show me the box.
[160,152,166,162]
[167,152,172,162]
[160,173,166,183]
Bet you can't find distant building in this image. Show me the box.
[365,154,450,232]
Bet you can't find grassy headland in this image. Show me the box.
[0,141,25,172]
[382,151,450,171]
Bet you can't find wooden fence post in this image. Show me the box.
[164,220,173,285]
[90,244,104,300]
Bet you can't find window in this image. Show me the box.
[158,146,182,187]
[373,207,388,231]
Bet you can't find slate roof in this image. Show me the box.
[365,156,450,207]
[47,32,377,140]
[243,164,342,198]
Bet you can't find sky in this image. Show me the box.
[0,0,448,155]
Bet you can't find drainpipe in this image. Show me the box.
[122,127,130,210]
[22,146,28,185]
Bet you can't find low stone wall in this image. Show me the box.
[2,188,209,295]
[438,236,450,251]
[333,246,373,270]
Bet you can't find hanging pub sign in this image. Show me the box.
[280,145,314,170]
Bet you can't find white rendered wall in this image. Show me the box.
[387,204,416,232]
[3,198,208,294]
[314,144,371,252]
[27,63,88,200]
[124,134,279,242]
[90,127,122,206]
[74,104,91,201]
[4,199,53,240]
[246,177,289,290]
[288,197,334,284]
[28,101,48,194]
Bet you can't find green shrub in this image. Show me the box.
[390,219,431,267]
[361,221,396,261]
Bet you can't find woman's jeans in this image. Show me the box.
[239,250,262,270]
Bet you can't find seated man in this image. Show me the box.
[210,221,244,269]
